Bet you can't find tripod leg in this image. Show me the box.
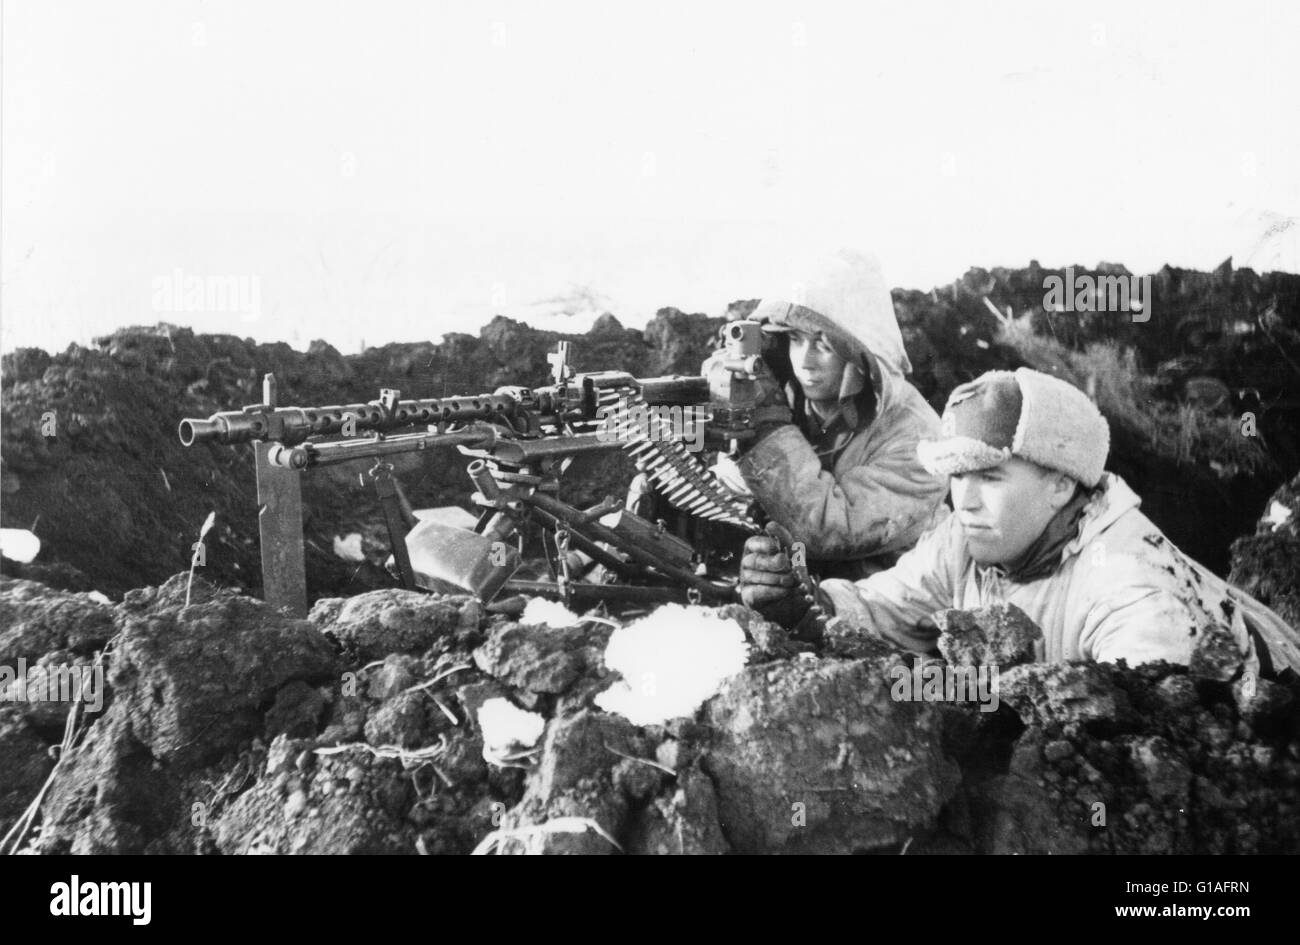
[371,462,416,590]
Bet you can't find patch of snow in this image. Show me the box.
[332,533,365,562]
[1265,500,1294,533]
[0,529,40,563]
[595,604,749,726]
[477,698,545,757]
[411,506,479,529]
[521,597,583,628]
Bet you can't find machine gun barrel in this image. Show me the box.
[179,374,712,450]
[178,393,521,447]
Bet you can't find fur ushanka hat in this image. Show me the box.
[917,368,1110,487]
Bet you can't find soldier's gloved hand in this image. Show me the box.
[748,361,787,408]
[739,535,808,627]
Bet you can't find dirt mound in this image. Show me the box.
[1229,471,1300,630]
[3,561,1295,855]
[941,658,1299,854]
[0,706,55,840]
[0,578,116,666]
[24,574,338,853]
[702,657,960,853]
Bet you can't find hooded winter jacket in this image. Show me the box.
[734,250,949,579]
[818,473,1300,675]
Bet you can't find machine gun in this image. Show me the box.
[178,321,788,616]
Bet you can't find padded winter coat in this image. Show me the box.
[820,473,1300,674]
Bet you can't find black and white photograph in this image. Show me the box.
[1,0,1297,886]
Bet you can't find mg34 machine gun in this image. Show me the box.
[179,321,797,617]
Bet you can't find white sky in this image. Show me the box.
[2,0,1298,355]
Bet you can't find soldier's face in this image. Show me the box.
[950,458,1071,566]
[788,330,847,403]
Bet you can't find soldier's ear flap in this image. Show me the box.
[1046,471,1080,509]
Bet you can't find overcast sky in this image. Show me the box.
[2,0,1297,355]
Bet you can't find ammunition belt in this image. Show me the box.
[612,390,759,532]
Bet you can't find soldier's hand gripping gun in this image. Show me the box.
[177,322,791,615]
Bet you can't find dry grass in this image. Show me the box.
[990,305,1273,476]
[471,816,623,855]
[1,633,122,855]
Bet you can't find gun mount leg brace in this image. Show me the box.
[255,441,308,617]
[370,460,417,591]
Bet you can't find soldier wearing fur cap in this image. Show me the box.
[740,367,1300,674]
